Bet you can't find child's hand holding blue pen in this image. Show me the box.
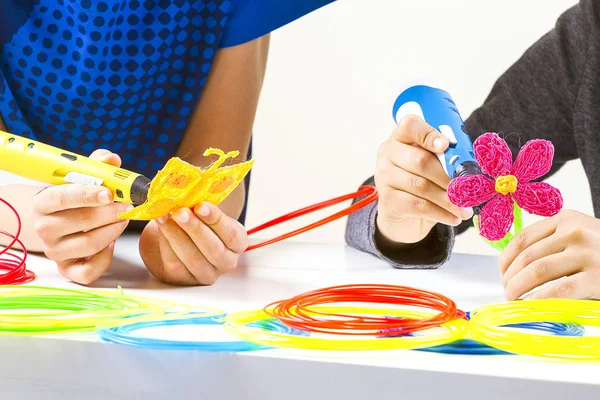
[374,115,474,247]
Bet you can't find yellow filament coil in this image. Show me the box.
[470,299,600,360]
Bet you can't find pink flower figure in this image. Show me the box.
[447,133,563,241]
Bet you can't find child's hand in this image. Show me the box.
[375,115,473,244]
[32,150,132,285]
[140,202,248,286]
[500,210,600,300]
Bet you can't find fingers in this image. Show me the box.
[44,220,129,262]
[170,207,240,270]
[525,273,595,300]
[501,234,566,286]
[89,149,122,167]
[380,188,462,227]
[498,217,558,275]
[193,202,248,252]
[376,140,473,227]
[381,139,451,190]
[155,224,204,285]
[381,158,470,221]
[34,149,124,285]
[35,202,133,238]
[394,114,449,154]
[504,251,575,300]
[149,204,247,286]
[156,216,220,285]
[34,149,122,215]
[374,114,472,245]
[139,222,198,286]
[57,241,116,285]
[498,210,600,301]
[33,184,114,215]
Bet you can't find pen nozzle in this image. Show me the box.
[131,175,151,205]
[453,161,482,179]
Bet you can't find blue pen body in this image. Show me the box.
[392,85,481,179]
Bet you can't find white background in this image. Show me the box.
[246,0,590,255]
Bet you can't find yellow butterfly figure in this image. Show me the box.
[118,148,254,221]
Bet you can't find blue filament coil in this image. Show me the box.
[98,313,307,352]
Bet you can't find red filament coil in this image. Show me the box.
[0,197,35,285]
[264,284,466,336]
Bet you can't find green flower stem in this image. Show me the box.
[473,201,523,252]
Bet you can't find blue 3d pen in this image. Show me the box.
[392,85,482,179]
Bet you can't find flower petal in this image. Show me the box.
[473,133,513,178]
[447,175,496,207]
[511,139,554,183]
[513,182,563,217]
[478,194,514,241]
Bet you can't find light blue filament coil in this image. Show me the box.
[98,313,308,352]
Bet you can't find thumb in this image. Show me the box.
[89,149,122,167]
[395,114,449,153]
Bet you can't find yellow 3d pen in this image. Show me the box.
[0,130,151,205]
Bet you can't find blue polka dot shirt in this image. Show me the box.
[0,0,334,224]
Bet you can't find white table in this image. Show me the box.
[1,234,599,400]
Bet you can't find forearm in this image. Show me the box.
[0,185,45,252]
[139,37,266,273]
[174,36,267,221]
[218,184,246,221]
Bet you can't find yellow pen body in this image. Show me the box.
[0,130,150,205]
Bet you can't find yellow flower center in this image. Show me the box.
[495,175,518,195]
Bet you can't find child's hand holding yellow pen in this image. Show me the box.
[32,149,132,285]
[31,147,248,286]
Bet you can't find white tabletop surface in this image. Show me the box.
[1,233,599,400]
